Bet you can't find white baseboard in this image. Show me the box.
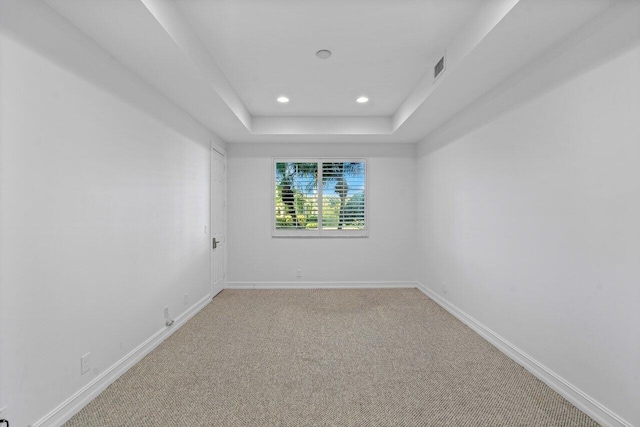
[225,281,417,289]
[32,293,212,427]
[212,284,224,298]
[415,282,631,427]
[32,283,630,427]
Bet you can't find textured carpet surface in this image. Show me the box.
[65,289,598,426]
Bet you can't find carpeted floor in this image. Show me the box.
[64,289,598,426]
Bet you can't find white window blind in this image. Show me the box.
[273,159,367,237]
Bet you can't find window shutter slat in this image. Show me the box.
[274,159,366,236]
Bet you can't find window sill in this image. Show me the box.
[272,230,369,238]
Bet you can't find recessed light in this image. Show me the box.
[316,49,332,59]
[356,96,369,103]
[277,96,289,103]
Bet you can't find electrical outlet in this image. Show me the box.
[296,269,302,279]
[164,306,169,320]
[183,293,188,306]
[204,225,208,235]
[441,282,447,295]
[81,352,91,375]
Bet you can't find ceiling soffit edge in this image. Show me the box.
[140,0,518,137]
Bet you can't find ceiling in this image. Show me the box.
[175,0,481,117]
[43,0,625,144]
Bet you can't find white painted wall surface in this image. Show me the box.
[416,41,640,426]
[226,143,417,286]
[0,33,213,426]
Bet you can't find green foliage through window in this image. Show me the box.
[274,160,366,235]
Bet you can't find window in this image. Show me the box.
[273,159,367,237]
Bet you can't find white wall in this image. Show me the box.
[226,143,417,286]
[2,1,637,426]
[0,30,215,427]
[416,41,640,426]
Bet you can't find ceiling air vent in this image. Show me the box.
[434,55,445,80]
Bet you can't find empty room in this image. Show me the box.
[1,0,639,426]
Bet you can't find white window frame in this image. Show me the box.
[272,158,368,238]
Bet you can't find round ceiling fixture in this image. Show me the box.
[277,96,290,103]
[356,96,369,103]
[316,49,332,59]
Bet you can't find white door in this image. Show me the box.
[211,148,226,297]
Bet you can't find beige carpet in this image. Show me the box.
[64,289,598,426]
